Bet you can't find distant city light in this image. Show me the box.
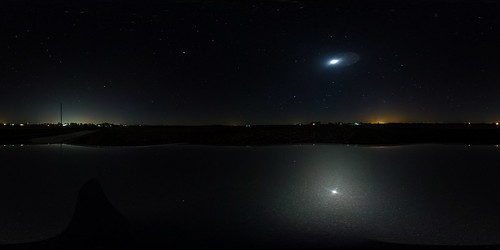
[354,122,360,125]
[2,123,6,126]
[496,122,499,126]
[19,124,24,126]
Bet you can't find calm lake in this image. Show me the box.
[1,144,500,246]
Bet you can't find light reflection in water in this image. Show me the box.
[0,144,499,246]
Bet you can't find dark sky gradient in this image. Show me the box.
[2,0,500,125]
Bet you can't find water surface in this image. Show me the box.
[1,144,499,246]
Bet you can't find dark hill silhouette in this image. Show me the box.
[1,179,133,250]
[51,179,132,248]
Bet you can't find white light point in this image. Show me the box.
[329,59,340,65]
[331,189,338,195]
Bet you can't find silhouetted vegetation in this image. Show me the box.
[2,123,500,146]
[69,123,500,146]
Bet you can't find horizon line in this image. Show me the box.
[2,122,500,126]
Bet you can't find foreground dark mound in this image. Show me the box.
[69,124,500,146]
[1,179,132,249]
[52,179,131,248]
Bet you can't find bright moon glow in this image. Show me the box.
[329,59,340,65]
[331,189,338,194]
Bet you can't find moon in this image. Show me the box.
[329,59,340,65]
[327,52,360,66]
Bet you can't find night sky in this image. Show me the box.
[2,0,500,125]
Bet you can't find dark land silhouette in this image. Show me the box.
[0,125,98,145]
[1,123,500,146]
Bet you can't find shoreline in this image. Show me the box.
[2,124,499,147]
